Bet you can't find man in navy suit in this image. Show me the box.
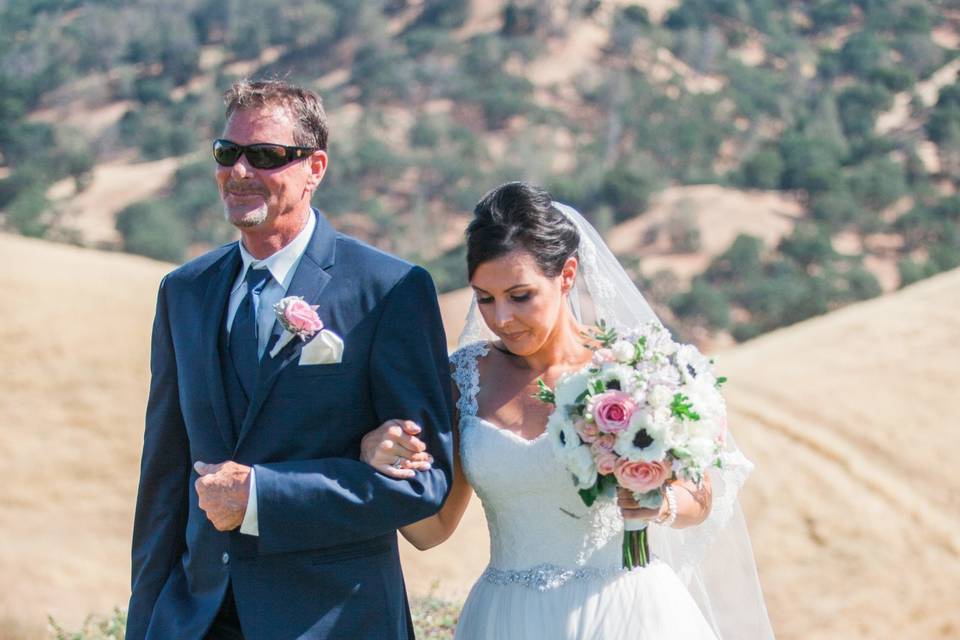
[126,79,453,639]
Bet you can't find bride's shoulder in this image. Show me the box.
[449,340,492,368]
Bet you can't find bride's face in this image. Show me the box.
[470,249,576,356]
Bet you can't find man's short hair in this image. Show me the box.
[223,79,329,151]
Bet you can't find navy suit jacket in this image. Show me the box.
[127,210,454,639]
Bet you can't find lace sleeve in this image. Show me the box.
[449,341,489,420]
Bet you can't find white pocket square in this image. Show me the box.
[298,329,344,365]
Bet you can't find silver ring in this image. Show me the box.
[391,456,404,469]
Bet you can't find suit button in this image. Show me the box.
[222,552,230,565]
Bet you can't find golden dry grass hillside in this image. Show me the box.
[2,233,959,638]
[0,233,167,637]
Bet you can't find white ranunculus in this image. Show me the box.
[612,339,635,363]
[565,444,598,489]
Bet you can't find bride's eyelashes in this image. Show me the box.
[476,292,533,304]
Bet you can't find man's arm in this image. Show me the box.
[126,277,192,640]
[253,266,454,556]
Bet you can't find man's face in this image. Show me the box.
[216,106,323,231]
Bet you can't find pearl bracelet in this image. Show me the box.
[655,484,678,527]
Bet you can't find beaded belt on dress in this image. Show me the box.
[480,563,629,592]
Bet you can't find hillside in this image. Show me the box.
[0,234,165,636]
[718,267,960,639]
[2,233,958,638]
[3,0,959,349]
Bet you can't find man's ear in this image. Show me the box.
[305,150,328,191]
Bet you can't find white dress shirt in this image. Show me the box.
[229,212,316,536]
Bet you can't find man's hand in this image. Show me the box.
[194,460,251,531]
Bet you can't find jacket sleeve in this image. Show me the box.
[253,265,454,555]
[126,277,192,640]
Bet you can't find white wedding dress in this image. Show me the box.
[451,341,719,640]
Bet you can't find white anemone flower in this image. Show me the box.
[564,444,599,489]
[554,370,591,411]
[597,363,640,393]
[676,344,714,384]
[547,410,582,457]
[615,410,668,462]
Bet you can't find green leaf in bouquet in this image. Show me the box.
[575,389,591,405]
[670,447,693,460]
[670,393,701,421]
[636,489,664,510]
[534,378,556,405]
[716,376,728,387]
[634,337,647,362]
[578,481,602,507]
[591,379,606,395]
[589,319,619,347]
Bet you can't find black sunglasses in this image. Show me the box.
[213,139,318,170]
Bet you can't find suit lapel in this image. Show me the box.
[234,211,337,452]
[200,245,243,452]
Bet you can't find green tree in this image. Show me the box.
[778,134,843,194]
[670,278,731,329]
[116,202,189,262]
[738,148,783,189]
[705,234,764,284]
[777,222,836,270]
[836,83,893,141]
[839,30,887,76]
[846,156,907,212]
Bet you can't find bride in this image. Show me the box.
[360,182,774,639]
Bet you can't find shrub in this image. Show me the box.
[738,148,783,189]
[705,234,764,284]
[778,134,843,194]
[670,278,731,329]
[777,223,836,270]
[667,208,701,253]
[600,165,655,222]
[846,156,907,212]
[115,202,188,262]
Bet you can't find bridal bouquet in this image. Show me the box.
[536,321,728,569]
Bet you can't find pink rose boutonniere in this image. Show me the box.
[269,296,323,357]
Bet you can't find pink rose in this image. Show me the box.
[590,391,636,434]
[284,299,323,336]
[613,458,670,494]
[591,434,617,455]
[595,452,618,475]
[574,418,600,443]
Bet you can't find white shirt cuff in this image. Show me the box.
[240,467,259,536]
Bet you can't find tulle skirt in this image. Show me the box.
[454,560,718,640]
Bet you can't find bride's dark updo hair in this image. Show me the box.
[466,182,580,280]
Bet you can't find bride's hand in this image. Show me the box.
[616,486,663,523]
[360,419,433,479]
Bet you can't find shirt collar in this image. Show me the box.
[235,211,316,293]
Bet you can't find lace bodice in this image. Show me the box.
[450,342,625,578]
